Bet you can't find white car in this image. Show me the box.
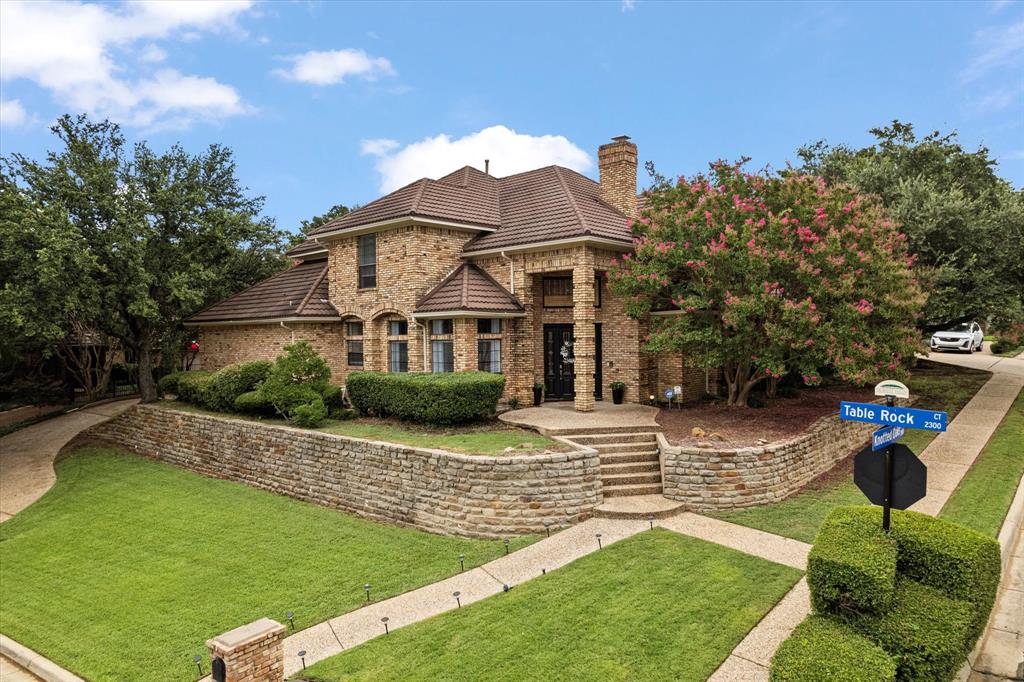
[930,322,984,353]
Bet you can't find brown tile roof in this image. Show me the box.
[284,239,327,260]
[414,263,524,316]
[186,261,339,324]
[308,164,634,252]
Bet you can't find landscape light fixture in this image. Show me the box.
[458,553,465,572]
[298,650,307,670]
[381,616,390,634]
[192,654,203,676]
[503,538,510,554]
[364,583,371,602]
[286,610,295,630]
[647,514,655,530]
[453,591,462,608]
[503,584,510,593]
[596,533,603,550]
[544,521,552,537]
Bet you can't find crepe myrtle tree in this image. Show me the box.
[609,160,924,407]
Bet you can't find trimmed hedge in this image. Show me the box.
[347,371,506,425]
[808,506,897,615]
[233,390,273,415]
[201,361,272,412]
[846,579,975,682]
[157,371,187,396]
[175,371,213,404]
[770,616,896,682]
[291,397,327,428]
[889,509,1001,637]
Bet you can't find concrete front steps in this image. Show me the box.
[565,431,664,498]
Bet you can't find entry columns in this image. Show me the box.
[572,247,596,412]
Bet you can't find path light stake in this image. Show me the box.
[364,583,371,602]
[596,533,603,550]
[458,554,465,572]
[298,650,307,670]
[542,568,546,575]
[286,610,295,630]
[503,538,510,555]
[453,591,462,608]
[382,616,390,635]
[544,521,551,537]
[193,654,203,676]
[647,514,654,530]
[503,584,510,593]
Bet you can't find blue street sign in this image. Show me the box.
[840,401,947,432]
[664,388,675,400]
[872,425,906,451]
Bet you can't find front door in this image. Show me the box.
[543,324,604,401]
[544,324,574,400]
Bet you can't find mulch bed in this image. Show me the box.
[658,385,876,448]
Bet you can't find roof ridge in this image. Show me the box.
[552,166,590,235]
[186,262,306,319]
[466,262,523,309]
[295,262,329,315]
[410,178,429,216]
[460,263,470,307]
[415,263,467,309]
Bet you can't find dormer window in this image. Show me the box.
[358,233,376,289]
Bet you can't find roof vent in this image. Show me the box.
[484,159,490,175]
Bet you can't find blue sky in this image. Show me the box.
[1,1,1021,237]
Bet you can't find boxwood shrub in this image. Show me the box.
[175,371,213,404]
[157,371,187,396]
[845,579,976,682]
[233,390,273,415]
[201,361,273,412]
[347,371,505,425]
[808,506,897,615]
[770,616,896,682]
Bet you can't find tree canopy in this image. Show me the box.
[1,114,287,401]
[796,121,1024,332]
[610,161,924,407]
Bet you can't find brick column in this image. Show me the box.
[454,318,477,371]
[364,319,383,371]
[206,618,285,682]
[573,247,596,412]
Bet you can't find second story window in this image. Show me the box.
[358,233,376,289]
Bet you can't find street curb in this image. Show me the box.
[0,634,85,682]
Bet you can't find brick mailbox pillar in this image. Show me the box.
[206,617,286,682]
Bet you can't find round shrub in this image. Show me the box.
[290,397,327,428]
[233,390,273,415]
[175,371,213,404]
[770,616,896,682]
[347,371,506,425]
[260,341,330,396]
[264,384,322,419]
[157,371,186,396]
[202,361,273,412]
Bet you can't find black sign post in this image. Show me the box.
[882,395,894,531]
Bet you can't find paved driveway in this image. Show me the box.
[924,342,1024,379]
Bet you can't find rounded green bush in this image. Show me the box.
[175,371,213,404]
[233,390,273,415]
[770,616,896,682]
[290,397,327,428]
[202,361,273,412]
[346,371,505,425]
[157,371,186,396]
[322,385,344,410]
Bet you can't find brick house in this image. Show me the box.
[186,136,707,412]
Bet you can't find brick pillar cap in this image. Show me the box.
[206,618,285,655]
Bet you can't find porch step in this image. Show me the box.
[599,451,660,466]
[589,442,660,454]
[602,471,662,487]
[570,432,659,446]
[602,484,666,498]
[599,461,660,476]
[594,495,686,520]
[544,424,660,437]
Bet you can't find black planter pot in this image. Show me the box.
[533,386,543,406]
[612,387,625,404]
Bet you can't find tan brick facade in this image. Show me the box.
[598,136,639,219]
[197,322,345,383]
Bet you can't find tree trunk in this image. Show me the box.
[137,341,158,403]
[56,324,118,402]
[766,376,779,398]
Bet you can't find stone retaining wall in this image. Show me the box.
[660,408,889,511]
[86,404,601,538]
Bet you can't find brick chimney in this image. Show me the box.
[598,135,638,219]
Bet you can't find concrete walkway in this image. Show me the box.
[499,401,659,435]
[0,399,136,521]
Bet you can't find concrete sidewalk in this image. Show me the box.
[0,399,136,522]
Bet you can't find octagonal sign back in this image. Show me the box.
[854,443,927,510]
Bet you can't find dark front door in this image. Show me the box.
[543,323,603,401]
[544,324,574,400]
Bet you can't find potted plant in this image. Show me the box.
[610,381,626,405]
[533,382,544,406]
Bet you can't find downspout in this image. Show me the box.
[419,319,429,370]
[500,251,515,295]
[280,320,295,343]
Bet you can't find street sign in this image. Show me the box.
[840,401,947,432]
[872,425,905,451]
[664,388,674,400]
[854,443,927,510]
[874,379,910,400]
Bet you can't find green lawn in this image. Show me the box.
[709,361,991,543]
[0,448,535,682]
[940,387,1024,536]
[163,401,556,456]
[300,529,802,682]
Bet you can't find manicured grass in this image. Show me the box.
[300,529,802,682]
[941,388,1024,536]
[163,401,556,456]
[709,361,991,543]
[0,448,535,682]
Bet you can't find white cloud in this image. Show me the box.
[361,125,593,193]
[274,49,396,85]
[621,0,637,11]
[139,44,168,63]
[971,82,1024,113]
[0,99,29,128]
[960,21,1024,83]
[0,0,253,128]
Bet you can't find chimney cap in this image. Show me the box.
[611,135,631,142]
